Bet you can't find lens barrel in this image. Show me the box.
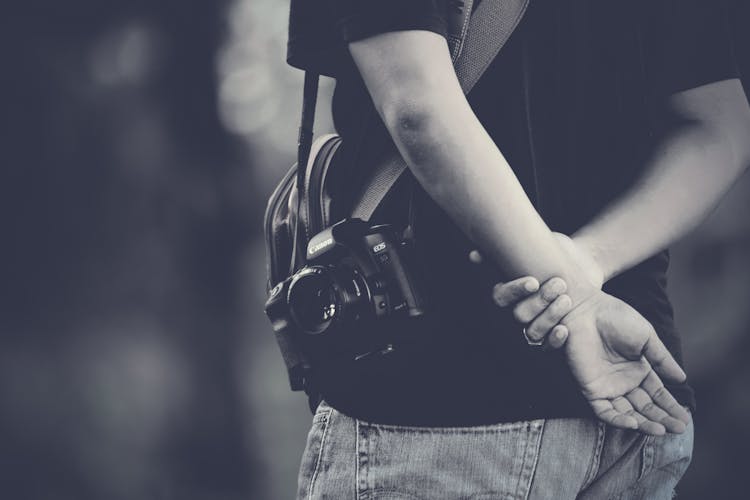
[287,265,367,335]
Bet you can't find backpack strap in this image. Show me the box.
[350,0,530,221]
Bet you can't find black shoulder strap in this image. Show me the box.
[297,71,320,194]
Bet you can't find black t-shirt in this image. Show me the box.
[287,0,738,426]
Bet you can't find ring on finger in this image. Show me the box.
[523,326,544,347]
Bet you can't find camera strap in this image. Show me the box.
[297,72,319,194]
[289,71,320,270]
[350,0,530,221]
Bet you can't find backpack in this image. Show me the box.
[264,0,530,404]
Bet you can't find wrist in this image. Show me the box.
[570,232,609,285]
[550,231,605,294]
[562,274,599,308]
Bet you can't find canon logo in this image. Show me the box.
[308,237,334,255]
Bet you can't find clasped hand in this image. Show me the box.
[475,234,691,436]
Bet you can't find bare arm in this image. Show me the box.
[494,80,750,356]
[349,30,595,304]
[348,30,690,434]
[575,79,750,281]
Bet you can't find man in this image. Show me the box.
[287,0,750,498]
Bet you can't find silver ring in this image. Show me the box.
[523,327,544,347]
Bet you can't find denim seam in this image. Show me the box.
[581,421,606,491]
[357,419,372,500]
[363,489,425,500]
[307,409,332,500]
[519,420,544,500]
[638,435,655,482]
[363,421,533,434]
[355,418,361,500]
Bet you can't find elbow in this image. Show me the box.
[693,119,750,176]
[380,95,440,143]
[377,92,451,169]
[670,79,750,170]
[714,112,750,172]
[674,108,750,175]
[733,112,750,169]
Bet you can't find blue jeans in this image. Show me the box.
[297,400,693,499]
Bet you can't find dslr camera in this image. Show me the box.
[264,218,426,364]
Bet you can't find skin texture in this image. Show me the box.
[575,79,750,282]
[348,29,690,434]
[494,79,750,356]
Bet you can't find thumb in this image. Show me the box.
[642,329,687,384]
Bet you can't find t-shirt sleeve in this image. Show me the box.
[648,0,738,97]
[325,0,449,43]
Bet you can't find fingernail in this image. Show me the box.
[558,295,572,308]
[525,280,539,292]
[552,278,566,293]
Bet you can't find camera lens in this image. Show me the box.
[287,267,340,335]
[287,266,368,335]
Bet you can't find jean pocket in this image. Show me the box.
[640,415,694,482]
[356,420,545,500]
[297,402,333,500]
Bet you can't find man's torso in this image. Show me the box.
[287,0,735,425]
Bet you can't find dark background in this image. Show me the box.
[1,1,749,499]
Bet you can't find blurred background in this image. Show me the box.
[1,1,748,499]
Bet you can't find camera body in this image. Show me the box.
[265,218,426,363]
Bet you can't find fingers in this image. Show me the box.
[626,387,686,434]
[590,399,638,430]
[524,294,573,344]
[492,276,571,350]
[642,329,687,384]
[612,396,666,436]
[511,277,567,324]
[592,395,678,436]
[492,277,540,307]
[641,371,691,428]
[590,371,690,435]
[543,325,569,350]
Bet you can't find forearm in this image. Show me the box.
[574,80,750,282]
[383,92,596,303]
[349,30,597,304]
[575,124,745,281]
